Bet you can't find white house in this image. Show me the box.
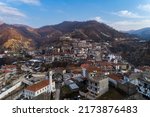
[24,80,55,99]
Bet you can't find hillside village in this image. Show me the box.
[0,35,150,100]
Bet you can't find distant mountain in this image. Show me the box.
[0,23,35,51]
[0,20,135,50]
[0,21,149,66]
[52,21,130,41]
[127,28,150,40]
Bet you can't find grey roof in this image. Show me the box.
[76,77,84,82]
[69,83,79,90]
[64,80,74,85]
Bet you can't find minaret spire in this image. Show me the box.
[49,71,53,93]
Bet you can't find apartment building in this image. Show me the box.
[87,72,109,99]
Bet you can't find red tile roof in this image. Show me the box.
[96,61,112,66]
[2,70,12,73]
[2,65,16,69]
[87,66,102,73]
[108,74,123,81]
[25,80,50,92]
[81,63,90,69]
[72,70,81,74]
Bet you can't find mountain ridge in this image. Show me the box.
[0,20,137,50]
[127,27,150,40]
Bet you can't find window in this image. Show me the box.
[95,88,97,92]
[95,83,97,86]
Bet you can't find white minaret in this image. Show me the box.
[49,71,53,93]
[82,68,87,78]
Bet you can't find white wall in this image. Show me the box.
[0,82,22,99]
[24,83,56,99]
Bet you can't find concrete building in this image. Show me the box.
[137,72,150,98]
[87,73,109,99]
[95,50,102,61]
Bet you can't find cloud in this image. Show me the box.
[0,2,26,17]
[0,2,6,5]
[8,0,41,5]
[138,4,150,12]
[0,2,26,24]
[115,10,142,18]
[110,20,150,31]
[92,16,103,22]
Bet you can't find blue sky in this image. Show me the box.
[0,0,150,30]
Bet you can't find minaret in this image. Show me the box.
[49,71,53,93]
[82,68,87,78]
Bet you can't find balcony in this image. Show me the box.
[87,86,99,94]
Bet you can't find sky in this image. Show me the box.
[0,0,150,31]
